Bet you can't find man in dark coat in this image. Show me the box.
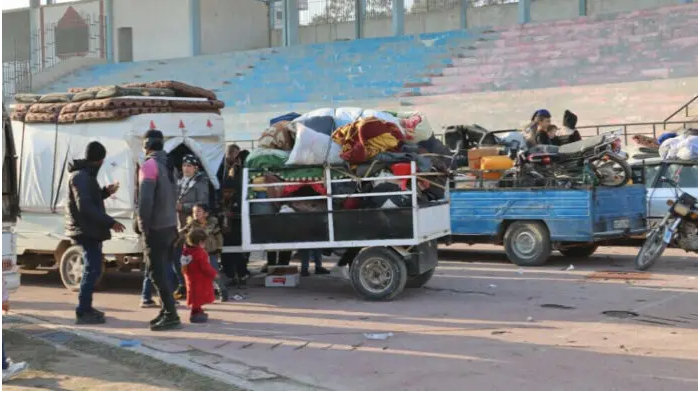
[65,141,125,325]
[137,129,181,331]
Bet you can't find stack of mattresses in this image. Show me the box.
[12,81,224,124]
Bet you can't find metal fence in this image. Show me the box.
[2,13,105,102]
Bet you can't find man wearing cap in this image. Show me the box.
[137,129,182,331]
[65,141,125,325]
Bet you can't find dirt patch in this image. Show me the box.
[1,329,234,391]
[585,271,654,281]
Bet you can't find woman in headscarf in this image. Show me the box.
[523,109,552,147]
[173,154,210,299]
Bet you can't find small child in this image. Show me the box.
[179,203,229,302]
[180,228,219,323]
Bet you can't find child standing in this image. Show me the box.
[180,228,219,323]
[179,203,229,302]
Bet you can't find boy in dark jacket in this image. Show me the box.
[181,228,219,323]
[65,141,125,325]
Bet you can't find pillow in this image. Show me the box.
[286,124,343,165]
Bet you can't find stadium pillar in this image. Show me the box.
[679,0,692,3]
[578,0,587,16]
[190,0,201,56]
[518,0,531,24]
[460,0,468,29]
[392,0,404,36]
[283,0,300,46]
[29,0,40,72]
[105,0,114,63]
[355,0,365,39]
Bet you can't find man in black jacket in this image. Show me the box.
[65,141,125,325]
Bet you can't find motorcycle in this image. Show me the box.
[635,176,698,271]
[502,130,632,188]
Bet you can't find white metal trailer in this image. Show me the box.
[223,162,451,301]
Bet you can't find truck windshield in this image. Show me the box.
[2,107,20,223]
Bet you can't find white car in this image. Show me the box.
[630,158,698,228]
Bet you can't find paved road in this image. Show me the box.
[9,245,699,390]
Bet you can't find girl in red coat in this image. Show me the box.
[180,228,219,323]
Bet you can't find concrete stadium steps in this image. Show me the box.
[423,3,698,96]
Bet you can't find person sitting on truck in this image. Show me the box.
[178,203,228,302]
[65,141,125,325]
[137,129,182,331]
[554,109,582,145]
[172,154,210,300]
[524,109,552,147]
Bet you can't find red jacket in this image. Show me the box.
[181,245,218,308]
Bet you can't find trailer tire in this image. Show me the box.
[59,245,105,292]
[350,247,407,301]
[504,221,551,266]
[406,268,435,289]
[559,244,598,258]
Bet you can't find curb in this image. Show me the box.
[8,313,324,391]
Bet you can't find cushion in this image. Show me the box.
[286,123,343,165]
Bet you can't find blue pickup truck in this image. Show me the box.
[448,184,648,266]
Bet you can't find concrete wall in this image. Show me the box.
[2,9,31,62]
[200,0,270,54]
[274,0,695,46]
[112,0,191,62]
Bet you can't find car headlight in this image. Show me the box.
[673,203,691,217]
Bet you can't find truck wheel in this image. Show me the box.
[59,245,105,292]
[350,247,407,301]
[406,268,435,289]
[504,221,551,266]
[559,244,598,258]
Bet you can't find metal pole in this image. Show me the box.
[190,0,201,56]
[105,0,114,63]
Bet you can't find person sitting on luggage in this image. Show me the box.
[180,228,220,324]
[555,109,582,145]
[178,204,228,302]
[535,125,558,146]
[524,109,552,147]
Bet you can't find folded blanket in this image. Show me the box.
[332,117,403,164]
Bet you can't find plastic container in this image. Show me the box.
[480,155,514,180]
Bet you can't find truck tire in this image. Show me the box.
[406,268,435,289]
[350,247,407,301]
[559,244,598,258]
[59,245,105,292]
[504,221,551,266]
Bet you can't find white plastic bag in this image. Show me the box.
[286,123,343,165]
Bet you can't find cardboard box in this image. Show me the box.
[467,147,501,169]
[265,265,300,287]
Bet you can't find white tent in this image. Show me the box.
[12,112,225,219]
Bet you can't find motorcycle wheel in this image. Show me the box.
[591,154,632,187]
[635,225,668,271]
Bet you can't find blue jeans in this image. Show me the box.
[171,247,185,290]
[76,238,103,315]
[3,341,8,370]
[209,254,228,299]
[299,250,323,271]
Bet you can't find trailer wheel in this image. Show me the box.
[504,221,551,266]
[559,244,598,258]
[59,245,105,292]
[406,268,435,289]
[350,247,407,301]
